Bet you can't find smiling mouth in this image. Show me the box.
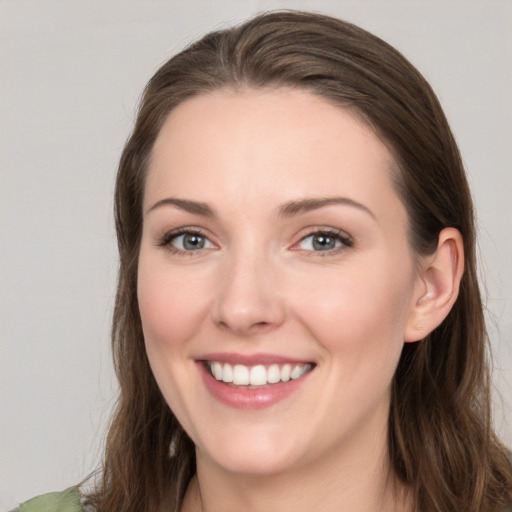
[204,361,314,387]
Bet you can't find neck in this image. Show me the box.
[181,424,413,512]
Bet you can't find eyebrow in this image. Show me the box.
[145,196,375,220]
[279,197,376,220]
[145,198,214,217]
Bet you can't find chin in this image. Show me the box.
[196,427,307,477]
[209,451,296,477]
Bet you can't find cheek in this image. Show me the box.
[290,262,414,358]
[137,257,212,355]
[137,256,214,432]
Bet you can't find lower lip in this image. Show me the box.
[198,363,312,410]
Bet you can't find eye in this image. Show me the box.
[158,229,215,253]
[296,230,353,253]
[174,232,210,250]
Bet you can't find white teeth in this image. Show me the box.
[212,362,223,380]
[281,364,292,382]
[208,361,312,386]
[267,364,281,383]
[222,363,233,383]
[291,364,306,379]
[249,365,267,386]
[233,364,250,385]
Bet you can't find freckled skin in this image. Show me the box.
[137,89,422,510]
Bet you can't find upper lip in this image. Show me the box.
[198,352,314,366]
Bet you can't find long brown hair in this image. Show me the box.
[85,11,512,512]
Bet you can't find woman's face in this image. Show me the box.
[138,88,423,476]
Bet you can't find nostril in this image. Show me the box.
[216,318,272,334]
[253,321,270,327]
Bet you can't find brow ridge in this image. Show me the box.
[146,196,374,220]
[279,197,375,219]
[146,198,214,216]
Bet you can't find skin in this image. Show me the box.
[137,88,461,511]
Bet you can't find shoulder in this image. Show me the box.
[13,486,83,512]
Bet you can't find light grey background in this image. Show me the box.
[1,0,511,508]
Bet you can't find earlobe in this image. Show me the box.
[404,228,464,343]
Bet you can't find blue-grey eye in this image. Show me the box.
[172,233,210,250]
[298,232,343,251]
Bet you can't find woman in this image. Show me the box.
[17,10,512,512]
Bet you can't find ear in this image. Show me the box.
[404,227,464,343]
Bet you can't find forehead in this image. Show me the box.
[151,88,389,168]
[145,88,403,224]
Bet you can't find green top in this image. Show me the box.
[12,485,512,511]
[15,487,83,512]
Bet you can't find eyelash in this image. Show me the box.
[156,227,213,256]
[294,228,354,256]
[156,227,354,256]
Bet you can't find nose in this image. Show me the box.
[211,251,286,336]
